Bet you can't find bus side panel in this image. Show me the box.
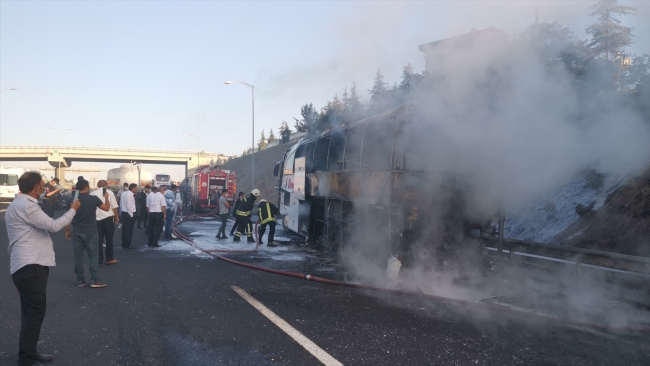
[293,157,306,201]
[309,171,391,206]
[287,195,300,233]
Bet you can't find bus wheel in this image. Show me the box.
[416,247,432,262]
[282,215,289,233]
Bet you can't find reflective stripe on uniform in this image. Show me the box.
[259,203,274,224]
[235,197,250,216]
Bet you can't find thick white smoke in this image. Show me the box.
[340,29,650,328]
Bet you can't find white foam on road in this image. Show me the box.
[151,220,310,263]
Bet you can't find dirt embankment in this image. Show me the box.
[557,167,650,256]
[221,142,298,203]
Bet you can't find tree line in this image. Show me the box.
[250,0,649,153]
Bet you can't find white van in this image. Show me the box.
[0,167,26,201]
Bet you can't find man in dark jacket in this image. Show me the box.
[42,178,62,217]
[136,185,150,229]
[257,199,280,247]
[229,192,245,236]
[233,189,259,243]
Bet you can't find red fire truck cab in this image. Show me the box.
[189,166,237,212]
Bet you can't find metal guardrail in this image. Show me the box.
[0,145,225,156]
[482,236,650,275]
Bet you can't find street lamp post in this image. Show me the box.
[183,134,200,169]
[0,87,18,94]
[225,81,255,189]
[48,127,73,181]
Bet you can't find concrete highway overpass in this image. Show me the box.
[0,145,229,180]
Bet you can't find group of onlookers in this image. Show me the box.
[4,172,187,365]
[5,171,284,366]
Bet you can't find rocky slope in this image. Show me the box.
[556,168,650,256]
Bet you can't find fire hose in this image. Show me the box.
[170,215,650,334]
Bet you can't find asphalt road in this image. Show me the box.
[1,202,650,366]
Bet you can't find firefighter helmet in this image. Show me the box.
[259,199,267,203]
[251,189,260,197]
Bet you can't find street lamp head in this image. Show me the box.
[11,88,17,90]
[224,81,232,85]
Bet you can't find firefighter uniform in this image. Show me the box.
[257,199,279,246]
[229,196,243,236]
[233,190,259,242]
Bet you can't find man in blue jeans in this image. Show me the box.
[65,178,111,288]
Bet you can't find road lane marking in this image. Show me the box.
[231,285,343,366]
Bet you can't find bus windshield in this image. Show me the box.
[155,175,170,182]
[0,174,19,186]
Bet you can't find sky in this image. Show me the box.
[1,0,649,181]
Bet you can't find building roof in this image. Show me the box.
[418,27,509,52]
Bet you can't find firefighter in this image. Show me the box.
[229,192,245,236]
[257,199,280,247]
[233,189,259,243]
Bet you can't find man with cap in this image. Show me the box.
[257,198,280,247]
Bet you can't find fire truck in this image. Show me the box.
[188,165,237,212]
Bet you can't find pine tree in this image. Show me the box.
[328,93,345,112]
[399,63,415,91]
[279,120,292,143]
[518,21,590,76]
[258,129,267,151]
[348,82,362,112]
[341,87,350,112]
[369,68,388,106]
[586,0,636,61]
[294,103,319,134]
[268,128,277,143]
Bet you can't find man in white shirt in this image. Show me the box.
[146,186,166,247]
[172,184,183,219]
[119,183,138,249]
[91,180,119,265]
[160,185,176,240]
[115,182,128,215]
[5,172,81,366]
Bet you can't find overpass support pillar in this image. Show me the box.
[48,152,70,181]
[55,167,66,181]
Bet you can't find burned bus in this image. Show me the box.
[274,105,497,275]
